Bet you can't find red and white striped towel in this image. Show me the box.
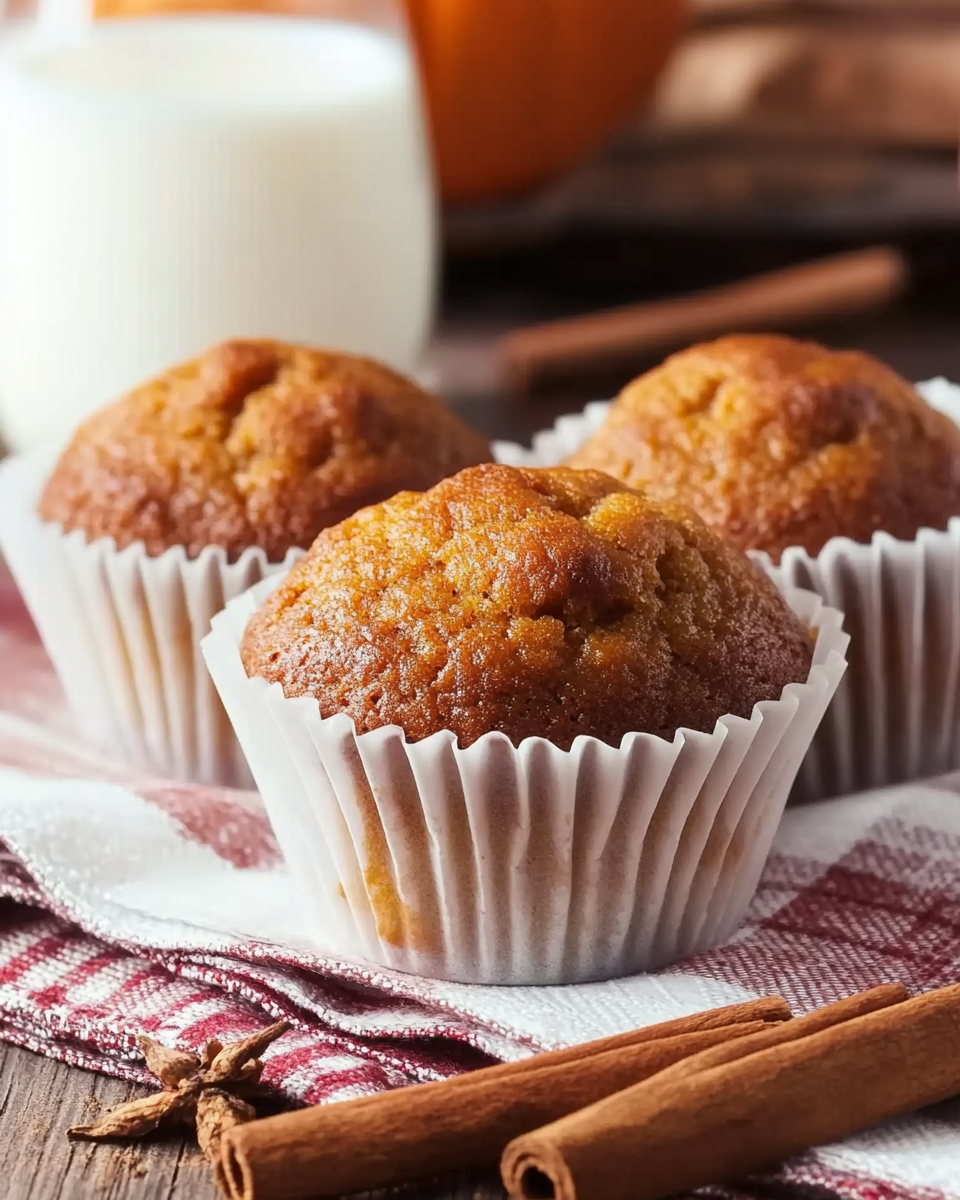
[1,572,959,1200]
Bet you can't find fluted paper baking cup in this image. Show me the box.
[0,451,300,787]
[202,578,846,985]
[493,401,611,469]
[497,381,960,803]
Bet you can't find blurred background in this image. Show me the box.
[3,0,960,447]
[434,0,960,437]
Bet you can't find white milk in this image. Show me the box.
[0,16,436,451]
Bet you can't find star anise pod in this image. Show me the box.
[68,1020,291,1193]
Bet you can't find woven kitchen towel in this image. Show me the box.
[1,576,960,1199]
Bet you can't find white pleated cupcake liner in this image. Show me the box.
[755,526,960,801]
[494,380,960,803]
[202,577,847,986]
[492,400,611,468]
[0,451,300,787]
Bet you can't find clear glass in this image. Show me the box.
[0,0,437,452]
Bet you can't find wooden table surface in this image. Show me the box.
[6,252,960,1198]
[0,1042,510,1200]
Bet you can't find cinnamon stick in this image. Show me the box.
[221,996,790,1200]
[500,245,907,393]
[501,981,960,1200]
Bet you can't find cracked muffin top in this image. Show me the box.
[38,339,492,561]
[241,463,814,750]
[565,335,960,562]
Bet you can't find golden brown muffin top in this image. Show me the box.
[566,335,960,561]
[241,463,814,750]
[38,339,492,561]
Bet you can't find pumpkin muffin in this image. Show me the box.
[240,463,814,750]
[566,334,960,562]
[39,339,492,561]
[2,339,489,787]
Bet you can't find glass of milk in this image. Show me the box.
[0,4,436,451]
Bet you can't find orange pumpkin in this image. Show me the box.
[405,0,686,202]
[94,0,686,202]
